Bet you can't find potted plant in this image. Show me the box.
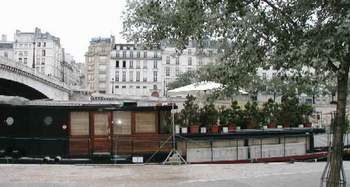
[299,104,313,128]
[243,101,262,129]
[262,99,279,128]
[180,95,200,134]
[200,103,219,134]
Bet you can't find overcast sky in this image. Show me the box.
[1,0,127,62]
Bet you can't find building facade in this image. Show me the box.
[161,46,217,92]
[110,43,163,97]
[85,37,113,94]
[13,28,63,80]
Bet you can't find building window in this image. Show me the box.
[123,61,126,68]
[137,51,140,58]
[18,58,22,63]
[36,58,40,64]
[166,56,170,64]
[129,71,133,82]
[136,71,140,82]
[19,51,23,56]
[116,51,120,58]
[154,52,158,58]
[24,51,28,56]
[122,85,126,88]
[153,71,157,82]
[42,50,46,56]
[136,86,140,89]
[4,52,8,58]
[143,71,147,82]
[115,71,119,82]
[166,67,170,77]
[188,57,192,66]
[37,42,41,47]
[188,49,192,55]
[209,50,213,57]
[123,51,126,58]
[129,60,133,68]
[153,84,157,90]
[43,42,46,47]
[41,58,45,65]
[198,58,203,66]
[115,85,119,88]
[153,60,157,69]
[175,67,180,75]
[143,51,147,58]
[176,57,179,65]
[122,71,126,82]
[136,60,140,68]
[23,58,28,64]
[116,61,119,68]
[130,51,133,58]
[143,60,147,69]
[143,86,147,89]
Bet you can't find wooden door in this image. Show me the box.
[92,112,112,154]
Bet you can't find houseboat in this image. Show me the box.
[0,100,335,163]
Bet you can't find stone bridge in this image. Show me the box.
[0,56,70,100]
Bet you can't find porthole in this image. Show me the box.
[6,117,14,126]
[43,116,53,126]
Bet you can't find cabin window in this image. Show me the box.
[135,112,156,133]
[94,113,109,135]
[43,116,53,126]
[5,116,14,126]
[113,111,131,135]
[70,112,89,135]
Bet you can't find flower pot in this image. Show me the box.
[211,125,220,134]
[190,125,200,134]
[200,127,207,134]
[175,125,180,134]
[304,123,312,128]
[283,124,290,128]
[263,125,268,129]
[277,125,283,129]
[236,126,241,131]
[222,127,229,133]
[228,125,236,133]
[181,127,188,134]
[298,124,304,128]
[267,123,277,128]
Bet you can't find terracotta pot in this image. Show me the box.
[304,123,312,128]
[190,125,200,134]
[222,126,229,133]
[211,125,220,134]
[267,123,277,128]
[283,124,290,128]
[228,125,236,133]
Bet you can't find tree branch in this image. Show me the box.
[260,0,298,28]
[327,57,339,72]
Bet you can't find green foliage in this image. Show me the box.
[199,102,218,127]
[243,101,263,128]
[261,98,279,124]
[167,71,198,90]
[179,95,199,126]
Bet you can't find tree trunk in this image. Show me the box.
[327,64,349,187]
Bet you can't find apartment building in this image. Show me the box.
[85,37,113,94]
[110,43,163,97]
[13,27,63,80]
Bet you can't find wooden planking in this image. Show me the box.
[135,112,156,133]
[93,137,111,152]
[70,112,89,136]
[112,134,172,155]
[69,137,89,156]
